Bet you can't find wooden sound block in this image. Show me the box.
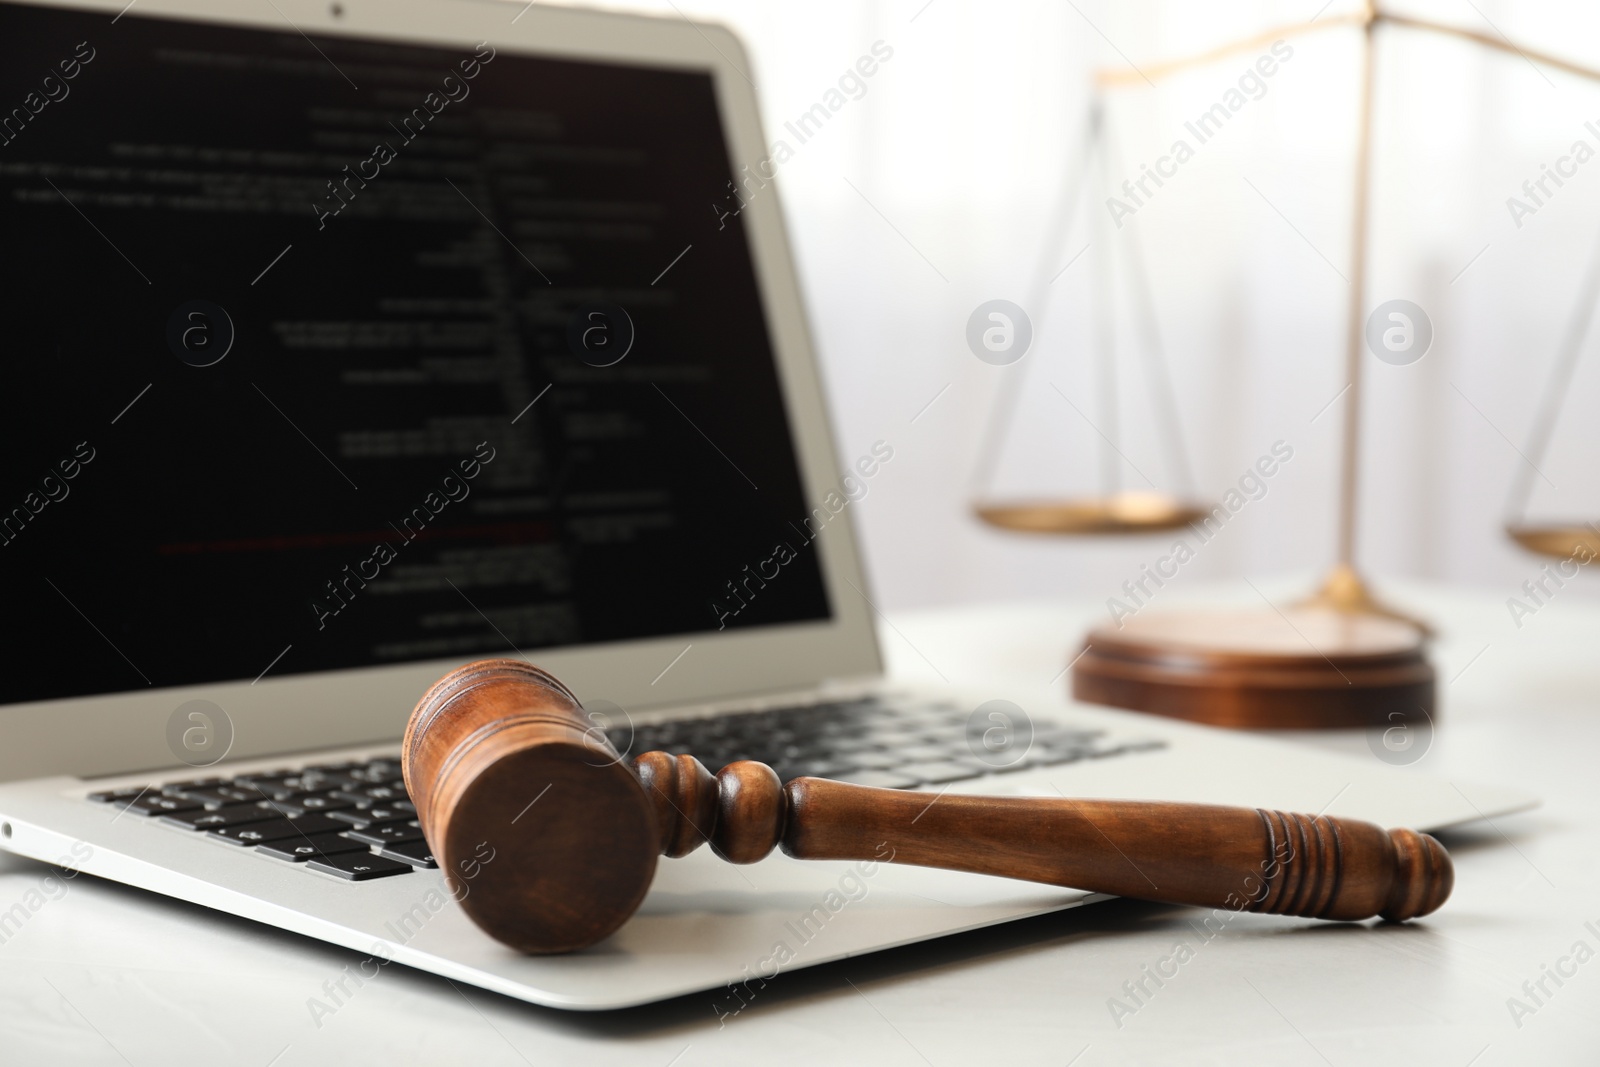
[1072,608,1435,729]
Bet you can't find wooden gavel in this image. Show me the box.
[402,659,1453,953]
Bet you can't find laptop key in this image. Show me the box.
[256,834,371,862]
[158,777,225,795]
[377,839,438,869]
[295,794,355,814]
[257,794,353,818]
[791,758,860,778]
[346,822,425,847]
[172,786,264,809]
[1034,728,1104,747]
[890,743,962,763]
[229,770,296,788]
[208,814,348,845]
[161,806,281,831]
[896,760,985,785]
[283,773,339,791]
[293,769,362,787]
[843,750,900,770]
[306,853,413,881]
[87,786,154,805]
[328,806,412,830]
[250,799,305,819]
[1033,747,1096,767]
[250,782,334,802]
[124,794,204,816]
[866,719,932,737]
[828,736,889,755]
[210,819,308,846]
[830,769,920,789]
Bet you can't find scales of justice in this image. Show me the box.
[972,2,1600,728]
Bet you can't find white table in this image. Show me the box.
[3,580,1594,1065]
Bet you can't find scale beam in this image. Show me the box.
[1094,13,1364,88]
[1086,1,1600,586]
[1094,7,1600,90]
[1381,12,1600,85]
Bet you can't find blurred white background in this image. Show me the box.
[555,0,1600,617]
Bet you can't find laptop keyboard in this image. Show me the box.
[90,757,427,880]
[86,696,1164,882]
[627,695,1163,789]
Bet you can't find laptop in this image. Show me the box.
[0,0,1536,1011]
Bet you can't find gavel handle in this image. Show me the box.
[634,753,1453,922]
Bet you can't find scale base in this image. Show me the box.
[1072,605,1434,729]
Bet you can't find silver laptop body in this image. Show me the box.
[0,0,1535,1010]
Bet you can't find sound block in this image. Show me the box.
[1071,608,1434,729]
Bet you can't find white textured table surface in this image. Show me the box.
[3,579,1595,1066]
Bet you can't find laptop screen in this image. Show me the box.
[0,3,832,705]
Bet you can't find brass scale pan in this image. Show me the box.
[974,490,1211,535]
[1504,523,1600,560]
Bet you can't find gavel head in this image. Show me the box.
[402,659,659,953]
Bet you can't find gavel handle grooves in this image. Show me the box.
[633,752,1453,922]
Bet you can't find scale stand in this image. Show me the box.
[1070,3,1600,727]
